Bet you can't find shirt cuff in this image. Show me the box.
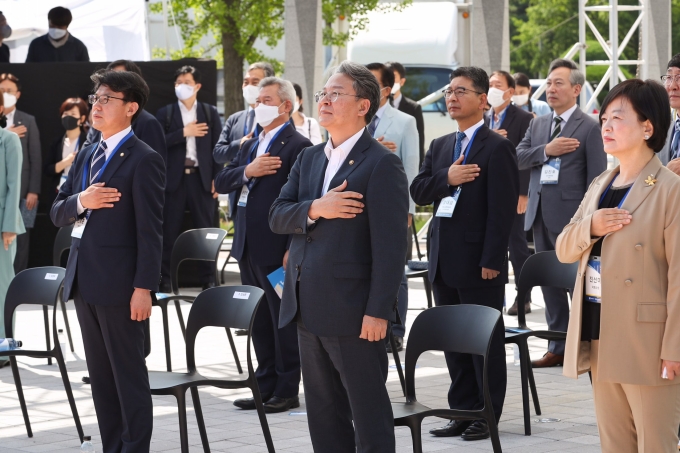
[76,194,85,215]
[307,217,316,226]
[242,169,250,184]
[543,150,549,163]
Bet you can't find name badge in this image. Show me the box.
[71,216,87,239]
[584,256,601,303]
[436,187,461,218]
[540,157,561,184]
[237,185,250,207]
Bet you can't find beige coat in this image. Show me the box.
[556,156,680,386]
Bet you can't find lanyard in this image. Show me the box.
[490,108,507,130]
[598,174,632,209]
[246,125,287,165]
[81,130,134,191]
[454,126,480,165]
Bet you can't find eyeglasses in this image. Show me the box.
[442,87,485,99]
[88,94,126,105]
[661,75,680,86]
[314,91,361,103]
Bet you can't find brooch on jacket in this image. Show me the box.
[644,175,657,186]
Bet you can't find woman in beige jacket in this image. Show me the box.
[556,79,680,452]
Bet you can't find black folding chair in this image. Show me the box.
[149,285,274,453]
[153,228,242,374]
[52,224,75,353]
[392,305,502,453]
[505,250,578,435]
[0,267,84,442]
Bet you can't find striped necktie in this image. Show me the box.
[89,141,108,185]
[453,131,466,161]
[671,118,680,160]
[550,116,563,141]
[367,115,380,137]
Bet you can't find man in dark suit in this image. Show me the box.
[269,61,408,452]
[156,65,222,292]
[386,61,425,166]
[83,60,167,165]
[484,70,534,315]
[0,73,41,273]
[50,70,165,453]
[215,77,311,413]
[25,7,89,63]
[411,66,518,441]
[517,59,606,368]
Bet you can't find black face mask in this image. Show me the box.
[0,114,6,129]
[61,115,79,131]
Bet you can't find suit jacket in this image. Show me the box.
[214,109,251,164]
[659,116,674,166]
[517,107,606,233]
[50,133,165,306]
[411,125,519,288]
[0,129,26,236]
[397,96,425,165]
[269,130,409,337]
[43,129,89,207]
[84,110,167,165]
[214,122,312,266]
[373,103,419,214]
[556,156,680,386]
[156,102,222,193]
[484,103,533,196]
[12,110,42,198]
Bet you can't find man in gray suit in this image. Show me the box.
[517,59,606,368]
[660,54,680,170]
[269,61,408,452]
[0,73,41,273]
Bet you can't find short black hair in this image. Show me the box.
[292,82,304,113]
[107,60,143,77]
[48,7,72,27]
[385,61,406,79]
[366,63,395,90]
[0,73,21,91]
[450,66,489,94]
[513,72,531,89]
[668,53,680,71]
[490,70,515,89]
[174,65,201,84]
[599,79,671,153]
[90,69,149,122]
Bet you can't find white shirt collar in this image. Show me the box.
[178,100,197,113]
[374,102,389,120]
[460,118,485,140]
[258,122,287,143]
[325,127,365,161]
[553,103,578,124]
[100,126,132,158]
[393,93,402,109]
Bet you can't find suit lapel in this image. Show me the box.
[500,105,516,131]
[464,125,489,164]
[559,107,584,139]
[375,105,394,138]
[327,130,371,191]
[619,157,663,215]
[250,124,294,191]
[99,135,135,183]
[311,146,329,198]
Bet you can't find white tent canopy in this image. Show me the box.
[0,0,149,63]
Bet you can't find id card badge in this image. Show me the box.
[584,256,602,303]
[436,187,461,218]
[540,157,561,184]
[237,185,250,207]
[71,216,87,239]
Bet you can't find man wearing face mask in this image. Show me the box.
[483,70,534,315]
[0,13,12,63]
[386,62,425,167]
[0,73,41,274]
[214,77,310,413]
[156,65,222,292]
[25,7,89,63]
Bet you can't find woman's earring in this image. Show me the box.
[644,135,650,140]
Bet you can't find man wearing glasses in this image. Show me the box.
[269,61,408,452]
[411,67,518,441]
[661,54,680,173]
[51,69,165,452]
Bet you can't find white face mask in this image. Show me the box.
[48,27,67,40]
[175,84,195,101]
[512,94,529,106]
[391,82,401,95]
[3,92,16,109]
[242,85,260,105]
[255,102,283,127]
[293,100,300,113]
[487,87,508,108]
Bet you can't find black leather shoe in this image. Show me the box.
[461,420,490,441]
[82,376,90,384]
[263,395,300,413]
[429,420,471,437]
[233,393,272,410]
[386,336,403,353]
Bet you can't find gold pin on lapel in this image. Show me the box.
[120,153,124,157]
[349,160,355,165]
[281,141,285,144]
[645,175,657,186]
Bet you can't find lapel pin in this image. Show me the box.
[645,175,657,186]
[281,141,285,144]
[349,160,355,165]
[120,152,124,157]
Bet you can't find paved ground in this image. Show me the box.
[0,250,601,452]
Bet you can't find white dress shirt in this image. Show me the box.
[3,109,15,129]
[179,100,198,166]
[393,93,402,110]
[459,118,485,153]
[544,103,579,161]
[490,106,507,130]
[76,126,132,214]
[242,122,287,183]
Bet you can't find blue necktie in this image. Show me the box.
[89,141,108,185]
[453,131,466,162]
[367,115,380,137]
[245,109,255,135]
[672,118,680,159]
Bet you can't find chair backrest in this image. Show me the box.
[516,250,578,327]
[4,267,65,338]
[170,228,227,293]
[52,225,74,266]
[184,285,264,373]
[404,305,500,401]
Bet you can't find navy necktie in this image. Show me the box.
[453,131,466,162]
[245,109,255,135]
[672,118,680,159]
[367,115,380,137]
[90,141,108,185]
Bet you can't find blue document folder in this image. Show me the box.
[267,266,285,298]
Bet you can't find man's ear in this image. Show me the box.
[127,102,139,118]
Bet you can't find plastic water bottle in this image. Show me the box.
[80,436,95,452]
[513,344,521,367]
[0,338,21,352]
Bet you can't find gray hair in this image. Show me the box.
[334,60,381,124]
[548,58,585,86]
[247,62,275,78]
[258,77,296,112]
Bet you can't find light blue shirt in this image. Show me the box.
[521,99,552,117]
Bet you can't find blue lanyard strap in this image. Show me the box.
[598,174,632,209]
[457,126,480,166]
[81,130,134,192]
[490,108,508,130]
[246,125,287,165]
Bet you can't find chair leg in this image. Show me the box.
[220,252,230,285]
[175,391,190,453]
[43,306,52,366]
[422,277,433,309]
[523,341,541,415]
[252,383,276,453]
[175,300,187,339]
[517,340,531,436]
[160,303,172,372]
[56,353,84,442]
[408,419,423,453]
[389,330,406,397]
[225,328,243,374]
[9,357,32,438]
[488,418,502,453]
[190,387,210,453]
[60,299,75,352]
